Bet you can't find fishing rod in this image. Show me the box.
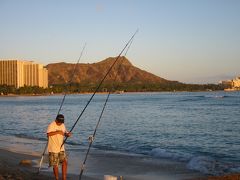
[79,91,110,180]
[37,43,87,174]
[61,29,139,148]
[57,43,87,115]
[78,37,136,179]
[37,142,48,174]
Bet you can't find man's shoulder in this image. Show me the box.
[61,123,66,130]
[46,120,56,133]
[48,121,56,127]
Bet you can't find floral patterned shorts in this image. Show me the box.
[48,151,66,166]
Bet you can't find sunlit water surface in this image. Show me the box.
[0,91,239,175]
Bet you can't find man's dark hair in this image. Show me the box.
[56,114,64,123]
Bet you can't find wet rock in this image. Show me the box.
[19,160,32,167]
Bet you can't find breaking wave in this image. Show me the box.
[150,147,240,176]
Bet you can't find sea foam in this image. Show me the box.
[150,147,236,175]
[150,147,192,161]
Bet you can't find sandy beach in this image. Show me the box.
[0,148,51,180]
[0,147,240,180]
[0,147,208,180]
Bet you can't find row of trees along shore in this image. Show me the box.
[0,82,225,95]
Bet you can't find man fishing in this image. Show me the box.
[47,114,72,180]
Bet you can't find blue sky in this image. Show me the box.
[0,0,240,84]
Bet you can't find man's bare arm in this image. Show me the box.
[47,130,64,137]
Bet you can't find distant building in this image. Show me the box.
[220,80,233,88]
[232,76,240,88]
[0,60,48,88]
[220,76,240,90]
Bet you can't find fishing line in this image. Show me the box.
[79,35,137,180]
[37,43,87,174]
[61,29,139,148]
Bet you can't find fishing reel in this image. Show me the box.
[88,135,94,143]
[80,163,85,171]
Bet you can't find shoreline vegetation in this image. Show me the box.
[0,83,227,96]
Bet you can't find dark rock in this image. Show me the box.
[19,160,32,167]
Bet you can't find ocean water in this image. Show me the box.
[0,91,239,175]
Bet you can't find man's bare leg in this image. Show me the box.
[62,159,67,180]
[53,165,59,180]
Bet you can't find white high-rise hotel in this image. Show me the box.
[0,60,48,88]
